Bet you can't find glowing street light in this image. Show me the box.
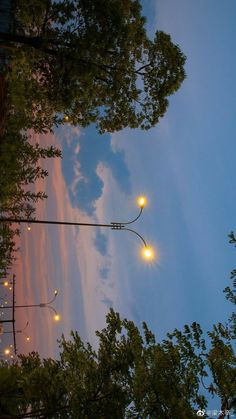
[0,347,12,359]
[0,281,9,287]
[1,321,31,342]
[141,245,155,261]
[0,196,155,261]
[2,290,60,321]
[137,196,147,208]
[54,313,61,322]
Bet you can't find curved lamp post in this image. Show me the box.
[0,196,155,261]
[1,321,30,341]
[2,290,60,321]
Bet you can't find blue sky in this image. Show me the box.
[2,1,236,371]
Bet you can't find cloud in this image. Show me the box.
[94,230,108,256]
[99,267,109,280]
[56,125,131,216]
[101,294,114,309]
[13,129,137,356]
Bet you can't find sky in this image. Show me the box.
[1,0,236,369]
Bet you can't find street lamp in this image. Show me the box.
[0,347,14,359]
[141,246,155,261]
[137,196,147,208]
[2,290,60,321]
[0,281,10,287]
[0,196,155,261]
[1,321,30,341]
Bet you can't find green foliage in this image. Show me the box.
[0,277,235,419]
[0,118,61,275]
[1,236,235,418]
[4,0,186,133]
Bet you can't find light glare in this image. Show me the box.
[54,314,60,322]
[137,196,147,208]
[141,246,155,261]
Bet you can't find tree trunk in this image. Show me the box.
[0,31,42,48]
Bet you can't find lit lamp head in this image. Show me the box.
[137,196,147,208]
[27,226,31,231]
[54,314,61,322]
[141,245,155,261]
[54,290,58,296]
[4,348,10,355]
[3,281,9,287]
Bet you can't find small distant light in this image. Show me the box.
[4,348,10,355]
[64,115,69,121]
[27,226,31,231]
[3,281,9,287]
[54,314,60,322]
[26,336,30,342]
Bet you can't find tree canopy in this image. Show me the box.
[0,256,235,418]
[0,123,61,277]
[2,0,186,132]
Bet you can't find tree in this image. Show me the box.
[0,265,235,419]
[0,236,235,418]
[0,125,61,276]
[2,0,186,132]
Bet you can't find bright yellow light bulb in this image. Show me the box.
[26,336,30,341]
[27,226,31,231]
[4,348,10,355]
[137,196,147,208]
[3,281,9,287]
[54,314,60,322]
[141,246,155,261]
[64,115,69,121]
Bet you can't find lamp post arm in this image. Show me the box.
[111,207,143,226]
[46,305,58,316]
[120,227,147,247]
[41,291,58,306]
[3,303,41,309]
[0,218,113,228]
